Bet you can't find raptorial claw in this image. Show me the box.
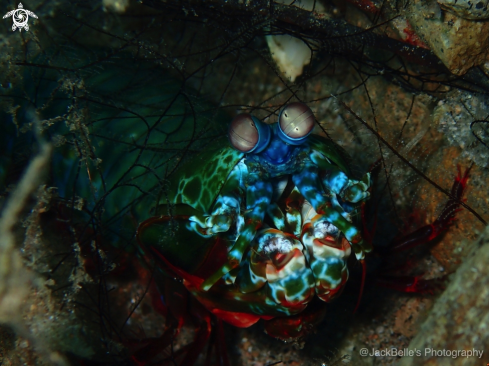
[188,195,241,237]
[341,172,371,203]
[302,215,351,301]
[313,203,371,260]
[237,228,316,308]
[321,169,349,195]
[201,218,262,291]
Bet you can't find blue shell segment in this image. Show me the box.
[251,116,272,153]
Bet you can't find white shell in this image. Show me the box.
[266,0,326,82]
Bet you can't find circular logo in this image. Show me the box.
[12,8,29,29]
[3,3,38,32]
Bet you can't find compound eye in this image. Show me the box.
[278,102,315,143]
[228,113,270,153]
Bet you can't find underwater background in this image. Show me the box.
[0,0,488,365]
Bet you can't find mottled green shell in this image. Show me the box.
[308,134,351,175]
[167,137,244,213]
[167,134,350,214]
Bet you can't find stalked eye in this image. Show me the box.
[277,102,315,145]
[228,113,271,153]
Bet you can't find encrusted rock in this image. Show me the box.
[407,0,489,75]
[438,0,489,20]
[434,90,489,168]
[401,225,489,366]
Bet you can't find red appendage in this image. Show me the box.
[388,166,470,253]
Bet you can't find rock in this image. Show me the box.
[438,0,489,20]
[400,226,489,366]
[407,0,489,75]
[434,90,489,168]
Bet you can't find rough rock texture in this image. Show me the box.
[400,225,489,366]
[435,90,489,168]
[417,145,489,271]
[0,144,125,365]
[0,183,123,365]
[407,0,489,75]
[438,0,489,20]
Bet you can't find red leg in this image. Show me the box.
[177,297,212,366]
[373,167,470,294]
[214,319,230,366]
[388,166,470,253]
[376,275,447,294]
[263,300,327,341]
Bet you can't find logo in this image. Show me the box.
[3,3,38,32]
